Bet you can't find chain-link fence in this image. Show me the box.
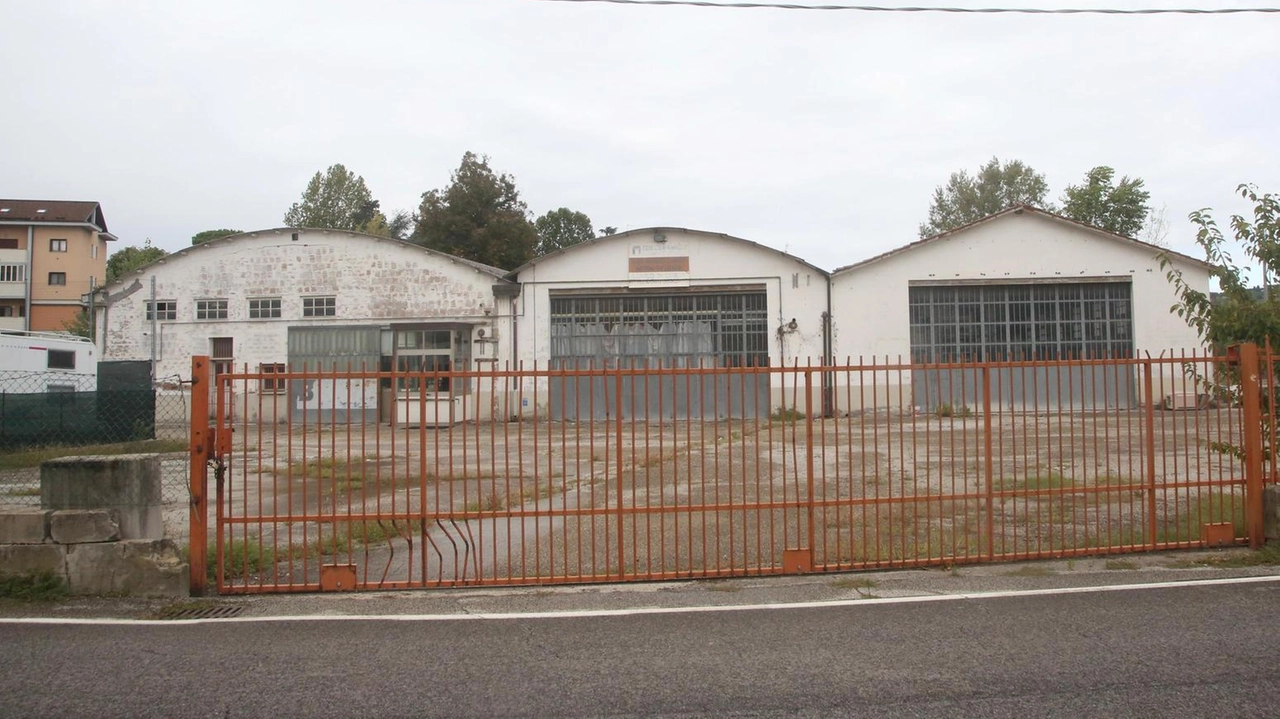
[0,365,191,515]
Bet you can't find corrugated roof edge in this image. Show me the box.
[97,227,512,290]
[830,205,1216,276]
[505,226,830,279]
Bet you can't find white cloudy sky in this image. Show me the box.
[3,0,1278,271]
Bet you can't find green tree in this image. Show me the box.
[1161,184,1280,350]
[534,208,595,256]
[106,240,167,284]
[386,210,414,240]
[61,310,91,339]
[599,226,618,236]
[191,228,241,245]
[283,163,379,230]
[920,157,1050,237]
[1060,166,1151,237]
[411,152,538,270]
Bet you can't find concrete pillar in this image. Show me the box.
[40,454,163,540]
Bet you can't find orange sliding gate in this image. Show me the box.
[189,345,1275,595]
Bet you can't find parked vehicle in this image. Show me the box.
[0,330,98,393]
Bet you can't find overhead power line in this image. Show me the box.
[535,0,1280,14]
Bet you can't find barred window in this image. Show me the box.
[146,300,177,321]
[302,296,336,317]
[260,363,286,393]
[249,298,281,319]
[196,299,228,320]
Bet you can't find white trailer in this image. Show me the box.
[0,330,98,393]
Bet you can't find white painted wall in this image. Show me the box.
[97,228,513,391]
[513,228,830,412]
[829,211,1212,408]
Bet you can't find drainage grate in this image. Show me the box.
[154,604,245,620]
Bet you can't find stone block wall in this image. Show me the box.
[0,508,186,597]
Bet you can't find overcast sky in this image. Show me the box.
[3,0,1278,271]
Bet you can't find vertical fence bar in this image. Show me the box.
[188,355,211,596]
[615,366,625,580]
[982,364,994,561]
[804,369,816,554]
[1240,343,1265,549]
[1152,360,1162,545]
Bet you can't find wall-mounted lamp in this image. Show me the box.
[653,232,667,243]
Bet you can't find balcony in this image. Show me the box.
[0,317,25,332]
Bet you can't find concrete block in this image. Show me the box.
[41,454,163,540]
[1265,485,1280,541]
[0,544,66,579]
[50,510,120,544]
[0,510,50,544]
[65,540,188,597]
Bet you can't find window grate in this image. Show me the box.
[549,292,770,367]
[909,282,1134,362]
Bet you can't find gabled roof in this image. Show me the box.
[507,226,829,278]
[98,227,512,291]
[0,199,115,239]
[831,205,1214,276]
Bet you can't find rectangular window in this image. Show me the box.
[145,300,177,321]
[260,363,286,393]
[392,328,472,395]
[47,349,75,370]
[196,299,228,320]
[302,296,336,317]
[48,272,66,286]
[211,337,234,377]
[49,239,67,252]
[249,298,281,319]
[0,264,24,283]
[0,239,18,249]
[92,243,98,259]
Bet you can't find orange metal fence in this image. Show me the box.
[191,346,1273,594]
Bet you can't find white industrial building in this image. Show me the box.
[508,227,830,418]
[829,206,1212,410]
[95,228,517,423]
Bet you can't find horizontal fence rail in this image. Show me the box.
[204,350,1270,594]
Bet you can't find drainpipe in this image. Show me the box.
[150,275,158,380]
[822,275,834,418]
[23,226,33,330]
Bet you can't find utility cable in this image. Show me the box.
[534,0,1280,15]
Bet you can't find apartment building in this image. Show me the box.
[0,200,115,331]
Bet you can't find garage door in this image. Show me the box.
[908,282,1136,410]
[548,290,770,419]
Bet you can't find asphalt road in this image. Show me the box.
[3,581,1279,718]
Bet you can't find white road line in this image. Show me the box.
[4,574,1279,627]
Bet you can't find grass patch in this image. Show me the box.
[203,537,272,583]
[0,571,68,602]
[1104,559,1139,571]
[464,492,507,513]
[1179,542,1280,568]
[933,403,973,419]
[771,407,804,423]
[5,487,41,497]
[997,472,1076,493]
[0,439,188,470]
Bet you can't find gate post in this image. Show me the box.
[189,355,211,596]
[1240,343,1265,549]
[804,369,817,555]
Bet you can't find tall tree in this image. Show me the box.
[599,226,618,236]
[386,210,414,240]
[534,208,595,256]
[283,163,378,230]
[1060,166,1151,237]
[411,152,538,270]
[191,228,240,245]
[920,157,1050,237]
[1161,184,1280,349]
[106,239,167,284]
